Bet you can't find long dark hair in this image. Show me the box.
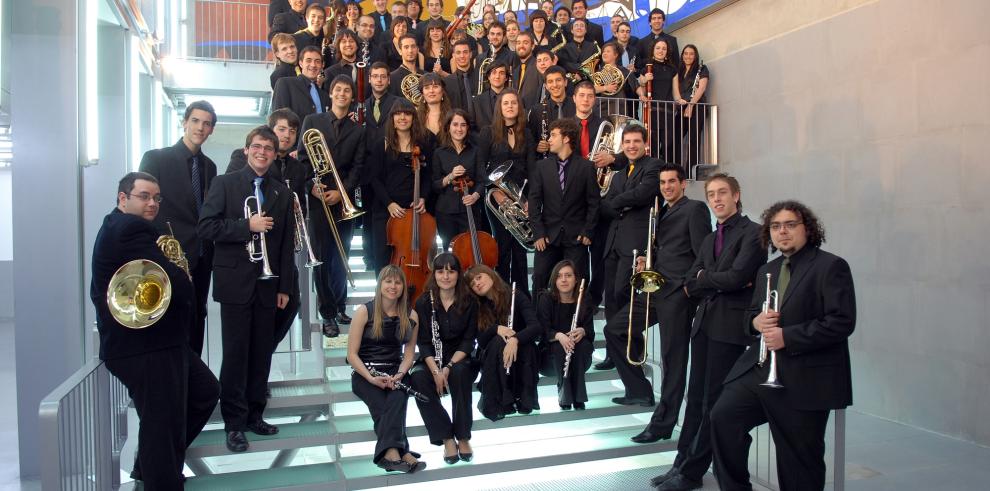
[463,264,510,332]
[650,38,675,68]
[438,109,472,150]
[491,89,527,154]
[423,253,476,314]
[547,259,582,301]
[385,104,426,158]
[759,200,827,252]
[416,73,452,131]
[680,44,702,78]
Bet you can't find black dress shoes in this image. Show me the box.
[650,467,680,486]
[653,473,702,491]
[611,396,655,407]
[336,312,352,324]
[322,318,340,337]
[247,419,279,435]
[559,403,572,410]
[573,402,586,410]
[225,431,249,453]
[594,357,615,370]
[632,426,673,443]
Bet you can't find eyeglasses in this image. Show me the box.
[769,221,803,232]
[128,193,163,203]
[249,143,276,152]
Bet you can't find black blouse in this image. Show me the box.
[646,61,678,102]
[476,290,542,348]
[536,291,596,344]
[357,300,416,364]
[424,56,450,74]
[369,136,437,211]
[477,126,536,195]
[431,144,485,215]
[414,293,479,363]
[676,65,710,104]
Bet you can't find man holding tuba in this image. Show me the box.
[92,172,220,488]
[199,126,296,453]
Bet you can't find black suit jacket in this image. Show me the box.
[297,111,366,217]
[370,11,392,36]
[272,75,331,122]
[91,209,193,360]
[600,156,660,256]
[471,88,501,129]
[684,213,766,345]
[270,61,298,90]
[652,197,711,295]
[363,93,399,141]
[510,55,543,108]
[139,140,217,271]
[198,166,296,305]
[269,11,306,42]
[528,155,600,243]
[725,246,856,410]
[226,149,310,204]
[636,31,680,71]
[268,0,291,28]
[444,70,480,118]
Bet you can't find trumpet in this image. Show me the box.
[302,128,364,287]
[244,193,278,280]
[485,161,534,250]
[505,282,517,375]
[563,279,585,378]
[759,273,784,389]
[286,180,322,268]
[626,197,663,366]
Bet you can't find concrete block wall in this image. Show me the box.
[674,0,990,445]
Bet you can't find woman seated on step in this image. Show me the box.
[347,265,426,473]
[408,253,479,465]
[536,260,596,411]
[465,265,541,421]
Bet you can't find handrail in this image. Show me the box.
[749,408,847,490]
[40,359,130,490]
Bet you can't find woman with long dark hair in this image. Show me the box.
[386,16,411,70]
[478,89,535,295]
[416,72,451,136]
[672,44,710,167]
[408,253,479,464]
[432,109,488,250]
[637,38,679,161]
[347,265,425,473]
[465,264,541,421]
[423,20,451,75]
[536,260,595,410]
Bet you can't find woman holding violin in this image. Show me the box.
[537,260,595,410]
[408,253,479,464]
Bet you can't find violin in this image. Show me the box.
[449,176,498,270]
[386,146,437,303]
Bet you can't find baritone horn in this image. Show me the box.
[626,197,664,366]
[485,161,535,250]
[302,128,363,287]
[592,115,641,197]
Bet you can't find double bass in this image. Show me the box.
[449,176,498,270]
[386,146,437,302]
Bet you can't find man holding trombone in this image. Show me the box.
[199,126,296,453]
[710,200,856,491]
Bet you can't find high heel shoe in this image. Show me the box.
[443,441,460,464]
[457,441,473,462]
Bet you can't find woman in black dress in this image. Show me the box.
[347,265,425,473]
[408,253,479,464]
[465,264,541,421]
[637,37,679,161]
[536,260,595,410]
[477,89,535,294]
[431,109,488,250]
[386,16,411,71]
[417,72,451,137]
[423,20,451,75]
[672,44,710,168]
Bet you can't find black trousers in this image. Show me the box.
[603,294,654,400]
[273,287,299,353]
[369,208,392,275]
[105,346,219,490]
[645,286,696,434]
[351,369,411,463]
[486,206,530,295]
[219,297,275,431]
[603,250,635,324]
[436,208,489,251]
[477,337,539,420]
[312,216,354,319]
[588,219,611,308]
[188,250,214,356]
[674,108,708,168]
[549,338,592,405]
[674,330,745,479]
[408,359,476,445]
[711,365,831,491]
[532,239,589,296]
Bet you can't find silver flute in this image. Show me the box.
[562,279,586,378]
[505,282,517,375]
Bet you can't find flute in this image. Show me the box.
[562,279,586,378]
[505,282,517,375]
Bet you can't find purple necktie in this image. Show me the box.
[558,160,567,190]
[714,222,725,258]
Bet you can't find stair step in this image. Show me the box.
[206,379,330,424]
[187,420,333,458]
[184,462,343,490]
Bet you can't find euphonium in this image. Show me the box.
[592,115,641,197]
[484,161,535,250]
[400,72,424,104]
[244,193,278,280]
[302,128,364,286]
[591,64,625,96]
[626,198,664,366]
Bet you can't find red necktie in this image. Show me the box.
[580,119,590,157]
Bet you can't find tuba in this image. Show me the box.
[485,161,534,250]
[400,72,424,104]
[592,115,642,197]
[579,41,602,78]
[626,197,664,366]
[477,45,496,95]
[591,64,625,96]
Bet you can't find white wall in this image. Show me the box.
[675,0,990,445]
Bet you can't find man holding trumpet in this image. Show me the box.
[199,126,296,453]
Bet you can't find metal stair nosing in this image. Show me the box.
[183,462,346,491]
[187,420,335,459]
[205,379,331,424]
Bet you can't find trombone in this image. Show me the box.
[244,192,278,280]
[626,197,664,366]
[759,273,784,388]
[302,128,364,287]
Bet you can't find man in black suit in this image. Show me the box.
[356,15,388,66]
[529,66,575,155]
[364,62,399,139]
[558,18,600,81]
[272,46,331,122]
[479,22,516,79]
[198,126,296,453]
[612,20,638,70]
[512,31,542,109]
[323,29,362,89]
[268,0,291,28]
[628,163,711,441]
[635,8,679,71]
[472,61,509,129]
[269,0,307,42]
[598,125,660,405]
[139,100,218,356]
[389,35,424,101]
[298,75,366,336]
[292,4,326,53]
[416,0,449,42]
[528,118,600,293]
[648,174,765,491]
[444,40,479,117]
[369,0,392,35]
[568,0,605,48]
[711,200,856,491]
[92,172,219,488]
[270,33,300,90]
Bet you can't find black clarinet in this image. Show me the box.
[367,366,430,402]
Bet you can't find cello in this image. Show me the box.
[386,146,437,302]
[449,176,498,270]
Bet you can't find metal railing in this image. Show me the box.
[595,97,718,180]
[190,0,272,62]
[39,359,131,490]
[749,408,847,490]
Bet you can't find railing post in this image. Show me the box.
[834,408,846,491]
[94,365,115,490]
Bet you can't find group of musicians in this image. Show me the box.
[87,3,856,490]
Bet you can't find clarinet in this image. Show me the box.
[366,366,430,403]
[429,290,444,367]
[562,279,586,378]
[505,282,517,375]
[688,60,705,103]
[539,89,549,159]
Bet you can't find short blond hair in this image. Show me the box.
[271,33,295,51]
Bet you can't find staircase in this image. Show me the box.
[182,236,676,490]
